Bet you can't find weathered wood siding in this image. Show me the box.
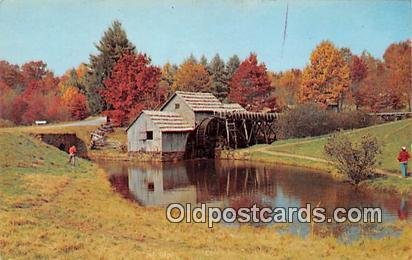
[162,132,189,152]
[195,112,214,126]
[161,95,196,127]
[127,113,162,152]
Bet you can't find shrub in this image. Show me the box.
[324,133,382,184]
[276,104,375,139]
[334,110,375,130]
[276,103,336,139]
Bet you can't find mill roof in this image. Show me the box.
[219,103,247,112]
[161,91,223,112]
[126,110,193,132]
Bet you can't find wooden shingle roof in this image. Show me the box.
[167,91,223,112]
[219,103,246,112]
[143,110,193,132]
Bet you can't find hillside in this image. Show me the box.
[268,118,412,173]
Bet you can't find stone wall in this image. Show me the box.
[215,148,251,161]
[35,133,88,159]
[128,151,185,162]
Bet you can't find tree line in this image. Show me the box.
[0,20,410,127]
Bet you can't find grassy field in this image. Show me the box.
[268,119,412,172]
[224,119,412,195]
[1,130,412,258]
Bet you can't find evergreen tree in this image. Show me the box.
[64,65,88,94]
[85,20,135,114]
[185,54,198,64]
[226,54,240,80]
[199,55,208,67]
[208,54,228,101]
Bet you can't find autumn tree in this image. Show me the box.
[271,69,301,110]
[158,62,177,97]
[208,54,228,101]
[62,87,89,120]
[383,40,412,111]
[228,54,275,111]
[20,61,70,124]
[355,52,402,111]
[21,60,48,81]
[349,55,368,109]
[300,41,350,110]
[0,60,71,124]
[102,53,162,126]
[85,20,136,114]
[10,96,28,125]
[0,61,24,93]
[60,63,89,94]
[0,81,16,121]
[172,59,211,93]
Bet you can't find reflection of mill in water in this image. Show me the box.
[128,163,197,206]
[127,160,276,207]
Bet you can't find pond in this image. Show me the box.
[97,159,411,241]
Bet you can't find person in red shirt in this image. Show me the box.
[397,146,410,177]
[68,145,77,166]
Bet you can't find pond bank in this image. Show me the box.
[218,148,412,196]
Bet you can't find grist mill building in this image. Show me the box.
[126,91,276,161]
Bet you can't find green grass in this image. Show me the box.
[360,176,412,195]
[1,129,412,258]
[268,119,412,172]
[228,119,412,194]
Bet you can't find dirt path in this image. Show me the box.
[45,116,107,128]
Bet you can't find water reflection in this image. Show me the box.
[102,159,411,240]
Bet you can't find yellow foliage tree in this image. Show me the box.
[299,41,350,110]
[271,69,301,110]
[61,87,78,106]
[61,86,89,119]
[172,60,211,92]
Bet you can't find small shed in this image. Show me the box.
[126,110,193,155]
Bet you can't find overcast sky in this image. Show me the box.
[0,0,410,75]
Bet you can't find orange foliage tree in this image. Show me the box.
[355,53,403,111]
[229,54,275,111]
[299,41,350,110]
[0,81,17,121]
[62,87,89,120]
[270,69,301,110]
[383,40,412,111]
[102,53,163,126]
[172,60,211,92]
[0,60,72,124]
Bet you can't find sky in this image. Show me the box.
[0,0,410,75]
